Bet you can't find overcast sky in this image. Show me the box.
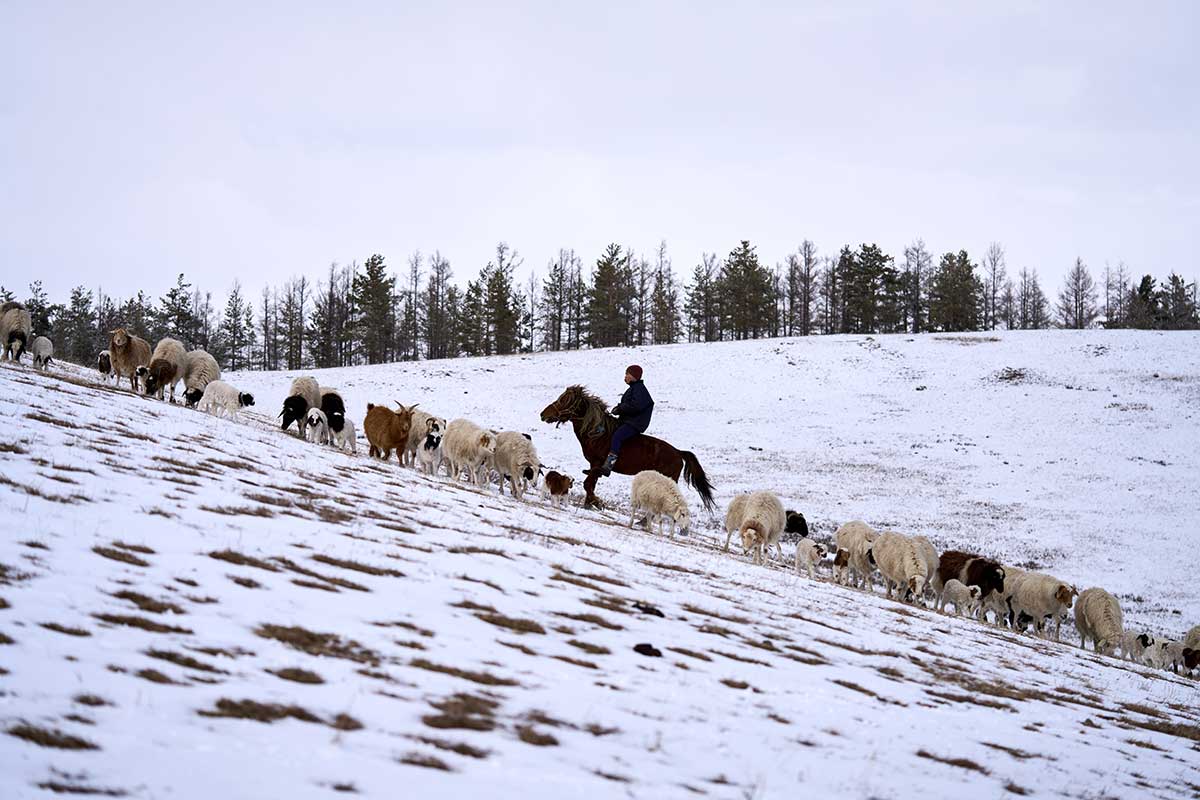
[2,1,1197,305]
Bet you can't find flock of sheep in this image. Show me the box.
[5,312,1197,681]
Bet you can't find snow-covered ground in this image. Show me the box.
[2,330,1198,799]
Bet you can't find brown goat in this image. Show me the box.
[364,402,419,462]
[108,328,152,392]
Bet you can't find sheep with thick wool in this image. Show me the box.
[181,349,221,407]
[629,470,690,539]
[1074,587,1123,656]
[443,418,497,486]
[197,380,255,420]
[281,376,322,438]
[320,388,347,434]
[724,491,786,566]
[144,338,187,402]
[0,301,32,362]
[834,520,879,592]
[867,531,927,603]
[107,329,152,392]
[30,336,53,370]
[1007,572,1078,640]
[494,431,540,499]
[794,538,827,580]
[404,410,447,469]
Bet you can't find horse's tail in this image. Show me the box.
[679,450,716,513]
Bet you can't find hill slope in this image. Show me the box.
[1,331,1198,799]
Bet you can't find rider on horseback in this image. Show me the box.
[600,365,653,476]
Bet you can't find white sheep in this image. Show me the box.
[30,336,53,370]
[0,301,32,362]
[724,491,786,566]
[145,337,187,402]
[331,418,357,455]
[197,380,256,420]
[912,535,939,602]
[281,376,322,438]
[494,431,540,499]
[1007,572,1078,640]
[867,531,927,603]
[1074,587,1123,656]
[794,538,827,580]
[834,520,879,592]
[937,579,982,617]
[443,418,497,486]
[305,408,330,445]
[1117,631,1157,665]
[629,470,690,539]
[181,349,221,407]
[1150,640,1186,673]
[404,410,447,468]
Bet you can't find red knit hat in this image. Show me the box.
[625,365,643,380]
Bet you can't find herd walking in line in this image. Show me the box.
[3,308,1197,681]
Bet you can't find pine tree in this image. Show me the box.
[684,253,720,342]
[1156,273,1197,330]
[459,279,485,357]
[587,243,630,348]
[539,250,571,351]
[119,291,155,341]
[352,254,395,364]
[1055,258,1098,330]
[718,240,772,340]
[483,243,522,355]
[25,281,54,340]
[217,281,249,370]
[60,286,97,364]
[650,243,682,345]
[159,274,196,345]
[928,250,982,332]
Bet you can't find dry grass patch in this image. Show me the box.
[414,736,489,759]
[41,622,92,637]
[499,640,538,656]
[555,611,623,630]
[269,667,324,684]
[568,640,611,656]
[409,658,518,687]
[0,630,16,645]
[73,694,111,707]
[475,611,545,635]
[927,690,1015,712]
[312,554,403,577]
[200,504,276,518]
[981,742,1048,761]
[1119,715,1200,743]
[595,771,632,783]
[8,723,98,750]
[457,574,504,592]
[209,550,280,572]
[136,668,183,685]
[372,620,435,637]
[1004,782,1031,796]
[399,752,452,771]
[552,655,598,669]
[92,613,192,634]
[639,559,703,574]
[0,441,28,454]
[668,647,713,662]
[422,693,500,731]
[515,725,558,746]
[92,546,149,568]
[25,411,81,429]
[199,698,321,724]
[146,649,225,674]
[112,590,184,615]
[721,679,750,690]
[447,545,509,557]
[683,603,751,625]
[242,492,293,508]
[272,557,369,592]
[37,780,126,796]
[255,624,381,665]
[915,749,990,774]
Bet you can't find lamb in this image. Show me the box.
[1006,572,1078,640]
[280,376,322,438]
[144,337,187,402]
[834,520,879,591]
[629,470,690,538]
[0,301,32,362]
[404,410,447,469]
[320,389,347,433]
[866,531,927,602]
[832,548,851,585]
[494,431,540,499]
[1074,587,1123,656]
[794,538,827,580]
[443,418,497,486]
[364,402,419,462]
[197,380,256,420]
[1117,631,1158,665]
[97,350,113,382]
[30,336,53,370]
[937,579,982,617]
[541,470,574,508]
[305,408,331,445]
[331,418,357,455]
[1150,640,1186,673]
[934,551,1006,607]
[181,349,221,407]
[107,328,152,392]
[724,491,786,566]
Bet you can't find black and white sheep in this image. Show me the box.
[629,470,691,538]
[404,409,447,470]
[97,350,113,382]
[145,337,187,402]
[197,380,255,420]
[0,301,32,362]
[181,349,221,407]
[305,408,331,445]
[494,431,540,499]
[1117,631,1157,665]
[280,376,322,438]
[320,388,347,433]
[30,336,53,370]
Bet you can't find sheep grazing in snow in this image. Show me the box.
[934,551,1006,608]
[144,337,187,402]
[937,579,982,617]
[541,470,574,508]
[794,538,827,579]
[305,408,331,445]
[364,402,419,463]
[866,531,927,603]
[494,431,540,499]
[30,336,53,370]
[724,491,786,566]
[834,520,879,591]
[911,535,939,601]
[784,509,810,539]
[280,376,321,438]
[321,388,347,433]
[0,301,32,362]
[97,350,113,382]
[404,410,447,470]
[181,349,221,407]
[331,418,357,455]
[629,470,690,538]
[107,328,152,392]
[1074,587,1123,656]
[1006,572,1078,640]
[832,548,852,585]
[443,418,497,485]
[1117,631,1157,665]
[1184,625,1200,651]
[197,380,255,420]
[1148,640,1187,673]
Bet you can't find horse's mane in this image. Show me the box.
[568,385,617,439]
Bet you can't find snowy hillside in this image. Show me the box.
[1,331,1198,799]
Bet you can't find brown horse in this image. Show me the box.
[540,385,715,512]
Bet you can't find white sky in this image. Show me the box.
[2,1,1197,304]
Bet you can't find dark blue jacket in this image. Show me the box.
[613,380,653,432]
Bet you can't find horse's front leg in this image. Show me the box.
[582,468,603,509]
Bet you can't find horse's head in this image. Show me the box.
[541,386,584,426]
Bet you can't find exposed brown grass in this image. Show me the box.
[413,736,489,759]
[199,698,322,724]
[711,649,771,667]
[399,752,452,771]
[145,649,225,674]
[667,647,713,662]
[200,504,276,518]
[915,749,990,775]
[1004,782,1031,796]
[0,441,28,454]
[230,576,263,589]
[92,614,192,634]
[552,655,598,669]
[269,667,324,684]
[40,622,92,637]
[112,590,184,615]
[639,559,703,575]
[409,658,518,686]
[256,624,380,665]
[926,690,1016,712]
[209,550,280,572]
[312,554,403,577]
[73,694,111,707]
[371,620,435,637]
[683,603,751,624]
[1119,715,1200,743]
[981,742,1048,761]
[567,640,611,655]
[721,679,750,690]
[0,631,14,645]
[421,693,500,731]
[555,611,623,630]
[37,780,126,796]
[474,611,545,635]
[7,723,98,750]
[498,640,538,656]
[136,668,182,685]
[515,725,558,746]
[272,557,369,592]
[25,411,80,429]
[92,546,149,567]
